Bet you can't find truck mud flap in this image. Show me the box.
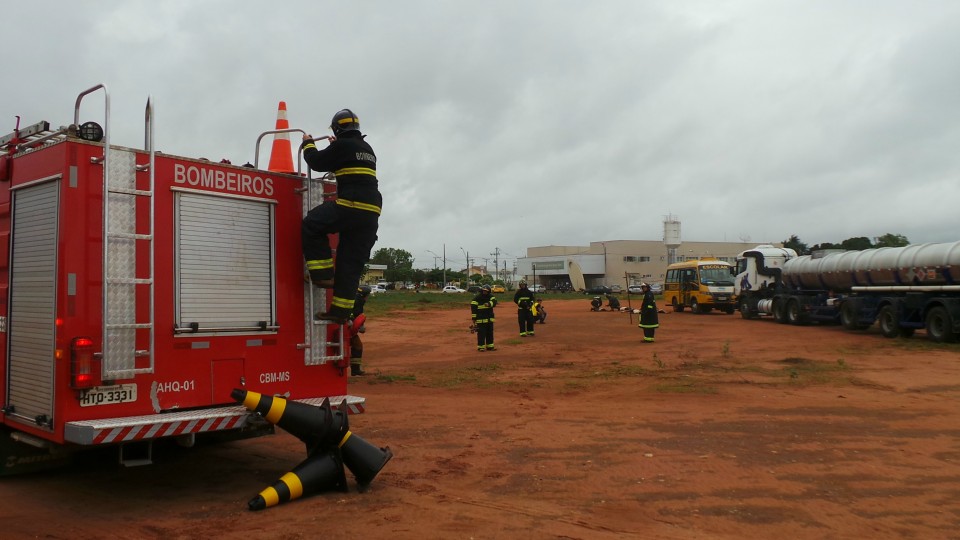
[0,426,75,476]
[63,395,365,446]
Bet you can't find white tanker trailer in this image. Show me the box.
[734,242,960,342]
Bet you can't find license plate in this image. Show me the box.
[79,384,138,407]
[715,296,729,301]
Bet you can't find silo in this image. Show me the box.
[663,214,681,264]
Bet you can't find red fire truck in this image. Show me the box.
[0,84,361,474]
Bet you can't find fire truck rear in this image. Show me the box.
[0,84,359,474]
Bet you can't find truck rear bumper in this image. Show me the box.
[64,395,365,445]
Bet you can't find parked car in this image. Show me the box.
[583,285,612,295]
[370,284,387,294]
[442,285,466,293]
[467,285,482,293]
[627,283,663,295]
[529,284,545,293]
[491,284,506,293]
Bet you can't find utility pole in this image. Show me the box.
[491,248,501,282]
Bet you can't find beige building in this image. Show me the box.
[517,240,771,290]
[361,264,388,284]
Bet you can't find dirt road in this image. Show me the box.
[2,297,959,539]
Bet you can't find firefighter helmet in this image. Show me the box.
[330,109,360,135]
[358,285,372,297]
[519,281,527,288]
[481,285,491,293]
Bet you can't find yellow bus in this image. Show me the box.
[664,259,737,314]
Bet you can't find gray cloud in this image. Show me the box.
[3,1,958,270]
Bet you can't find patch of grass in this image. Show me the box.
[653,381,719,394]
[430,362,506,388]
[368,373,417,384]
[775,357,851,384]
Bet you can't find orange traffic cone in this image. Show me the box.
[267,101,295,174]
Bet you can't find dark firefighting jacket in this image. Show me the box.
[302,131,382,214]
[471,293,497,324]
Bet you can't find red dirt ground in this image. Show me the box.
[2,297,959,539]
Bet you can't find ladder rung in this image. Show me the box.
[108,188,153,197]
[108,232,153,241]
[107,278,153,285]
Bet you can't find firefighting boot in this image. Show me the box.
[350,364,366,376]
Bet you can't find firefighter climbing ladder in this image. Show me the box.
[302,170,345,365]
[253,129,344,365]
[84,85,156,378]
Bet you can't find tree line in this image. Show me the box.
[781,233,910,256]
[367,247,502,286]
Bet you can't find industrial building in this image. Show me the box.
[515,215,778,290]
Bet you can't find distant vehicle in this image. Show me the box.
[491,284,506,293]
[442,285,466,293]
[529,284,545,293]
[404,283,416,290]
[583,285,612,295]
[370,284,387,294]
[628,283,663,295]
[665,259,736,314]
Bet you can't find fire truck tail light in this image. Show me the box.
[70,336,99,389]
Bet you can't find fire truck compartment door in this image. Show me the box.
[174,192,276,331]
[7,179,59,428]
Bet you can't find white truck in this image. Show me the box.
[734,242,960,342]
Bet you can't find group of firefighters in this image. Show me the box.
[468,281,659,351]
[300,107,659,372]
[469,281,547,352]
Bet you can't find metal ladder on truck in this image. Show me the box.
[80,84,156,379]
[253,131,345,365]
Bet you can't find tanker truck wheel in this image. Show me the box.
[840,302,867,330]
[878,305,901,339]
[925,306,956,343]
[786,299,806,325]
[772,301,788,324]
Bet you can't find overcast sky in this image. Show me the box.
[3,1,958,271]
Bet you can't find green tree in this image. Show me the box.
[840,237,873,251]
[809,242,839,252]
[782,235,809,255]
[874,233,910,248]
[370,247,414,282]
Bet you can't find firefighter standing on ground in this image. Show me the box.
[301,109,382,323]
[638,283,660,342]
[514,281,536,337]
[471,285,497,351]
